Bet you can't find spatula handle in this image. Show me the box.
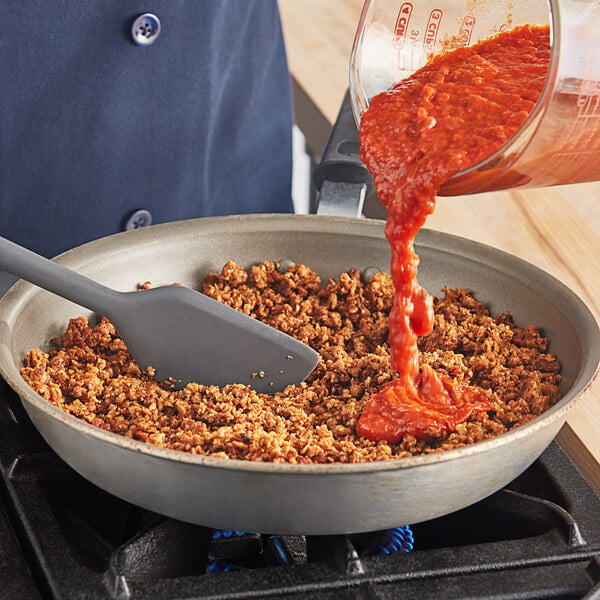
[0,236,121,316]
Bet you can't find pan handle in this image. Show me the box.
[312,90,374,217]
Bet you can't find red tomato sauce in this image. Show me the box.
[356,24,550,441]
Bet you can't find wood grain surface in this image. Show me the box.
[279,0,600,492]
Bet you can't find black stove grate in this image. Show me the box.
[1,383,600,600]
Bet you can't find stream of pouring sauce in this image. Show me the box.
[356,24,551,442]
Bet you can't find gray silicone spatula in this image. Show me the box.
[0,236,319,393]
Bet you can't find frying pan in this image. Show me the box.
[0,214,598,534]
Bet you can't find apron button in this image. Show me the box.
[131,13,161,46]
[124,209,153,231]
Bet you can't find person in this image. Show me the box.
[0,1,294,293]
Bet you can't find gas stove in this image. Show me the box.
[1,379,600,600]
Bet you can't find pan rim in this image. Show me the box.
[1,214,599,475]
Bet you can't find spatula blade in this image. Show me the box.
[114,286,319,393]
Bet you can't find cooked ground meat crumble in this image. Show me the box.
[20,260,562,463]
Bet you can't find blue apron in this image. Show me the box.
[0,0,293,270]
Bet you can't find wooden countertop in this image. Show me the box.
[279,0,600,493]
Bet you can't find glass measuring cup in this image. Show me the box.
[349,0,600,195]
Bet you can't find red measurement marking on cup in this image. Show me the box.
[393,3,413,49]
[423,10,443,53]
[457,15,476,46]
[577,87,600,119]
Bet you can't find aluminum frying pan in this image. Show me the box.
[0,215,598,534]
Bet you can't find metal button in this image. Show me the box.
[125,209,153,231]
[131,13,161,46]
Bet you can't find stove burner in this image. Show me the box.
[1,386,600,599]
[207,525,414,572]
